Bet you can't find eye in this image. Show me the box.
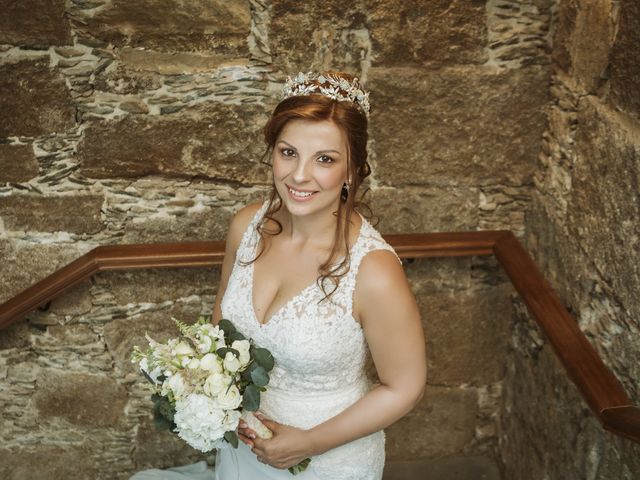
[280,148,296,157]
[317,154,334,164]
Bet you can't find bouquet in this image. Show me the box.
[131,316,310,475]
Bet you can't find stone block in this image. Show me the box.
[83,0,250,55]
[385,385,477,460]
[552,0,615,93]
[369,65,550,187]
[103,311,181,375]
[369,0,488,67]
[0,446,98,480]
[77,104,270,184]
[0,144,39,183]
[270,0,369,74]
[118,47,248,75]
[568,97,640,323]
[418,285,513,386]
[0,240,85,305]
[0,60,75,138]
[405,257,472,294]
[0,322,31,350]
[134,415,206,469]
[121,208,233,243]
[609,0,640,118]
[0,0,72,47]
[33,369,128,427]
[49,279,93,316]
[93,62,163,96]
[0,194,104,234]
[369,186,478,233]
[33,324,99,348]
[95,268,219,306]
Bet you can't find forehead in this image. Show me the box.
[278,119,347,151]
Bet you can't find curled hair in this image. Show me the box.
[245,72,375,302]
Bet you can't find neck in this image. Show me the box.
[277,202,343,251]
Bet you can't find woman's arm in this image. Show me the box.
[249,250,426,468]
[211,203,263,325]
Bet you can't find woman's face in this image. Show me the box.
[272,119,349,219]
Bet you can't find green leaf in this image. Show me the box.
[153,412,173,431]
[224,430,239,448]
[240,361,257,382]
[216,347,240,358]
[140,368,156,385]
[250,365,269,387]
[152,395,176,431]
[157,399,175,422]
[228,331,246,343]
[243,384,261,411]
[218,319,236,336]
[253,348,274,371]
[288,458,311,475]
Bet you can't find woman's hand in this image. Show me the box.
[238,413,314,470]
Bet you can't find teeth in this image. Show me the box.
[288,187,314,198]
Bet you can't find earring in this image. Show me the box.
[343,182,351,193]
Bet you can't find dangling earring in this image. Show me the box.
[343,181,351,195]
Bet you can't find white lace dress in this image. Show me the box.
[129,201,400,480]
[213,200,401,480]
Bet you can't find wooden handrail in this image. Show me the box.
[0,230,638,443]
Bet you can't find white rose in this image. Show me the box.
[200,353,222,373]
[166,372,186,399]
[173,341,194,357]
[196,335,213,354]
[186,357,200,369]
[215,337,227,351]
[223,352,241,373]
[232,340,251,366]
[204,372,230,397]
[215,384,242,410]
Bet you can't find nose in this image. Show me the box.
[291,157,311,184]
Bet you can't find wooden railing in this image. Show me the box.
[0,230,638,443]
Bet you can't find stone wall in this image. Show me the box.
[500,0,640,478]
[0,1,552,478]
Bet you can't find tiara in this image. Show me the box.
[281,72,371,115]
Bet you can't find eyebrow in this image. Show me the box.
[277,140,343,156]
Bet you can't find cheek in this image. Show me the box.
[272,157,290,179]
[316,168,347,189]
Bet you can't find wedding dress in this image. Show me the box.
[131,200,399,480]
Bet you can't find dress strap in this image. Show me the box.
[235,200,269,265]
[339,217,402,315]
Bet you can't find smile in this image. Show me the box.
[287,186,317,199]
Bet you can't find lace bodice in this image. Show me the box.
[219,200,400,479]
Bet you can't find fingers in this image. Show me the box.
[254,412,279,432]
[238,426,257,439]
[238,432,254,448]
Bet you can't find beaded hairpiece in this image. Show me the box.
[281,72,371,115]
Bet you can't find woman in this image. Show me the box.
[212,72,427,479]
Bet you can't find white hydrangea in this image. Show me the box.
[173,393,229,452]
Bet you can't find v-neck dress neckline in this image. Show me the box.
[249,209,366,328]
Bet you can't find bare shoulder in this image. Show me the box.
[356,249,406,293]
[226,201,263,251]
[353,249,411,322]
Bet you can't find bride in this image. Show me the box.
[131,72,426,480]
